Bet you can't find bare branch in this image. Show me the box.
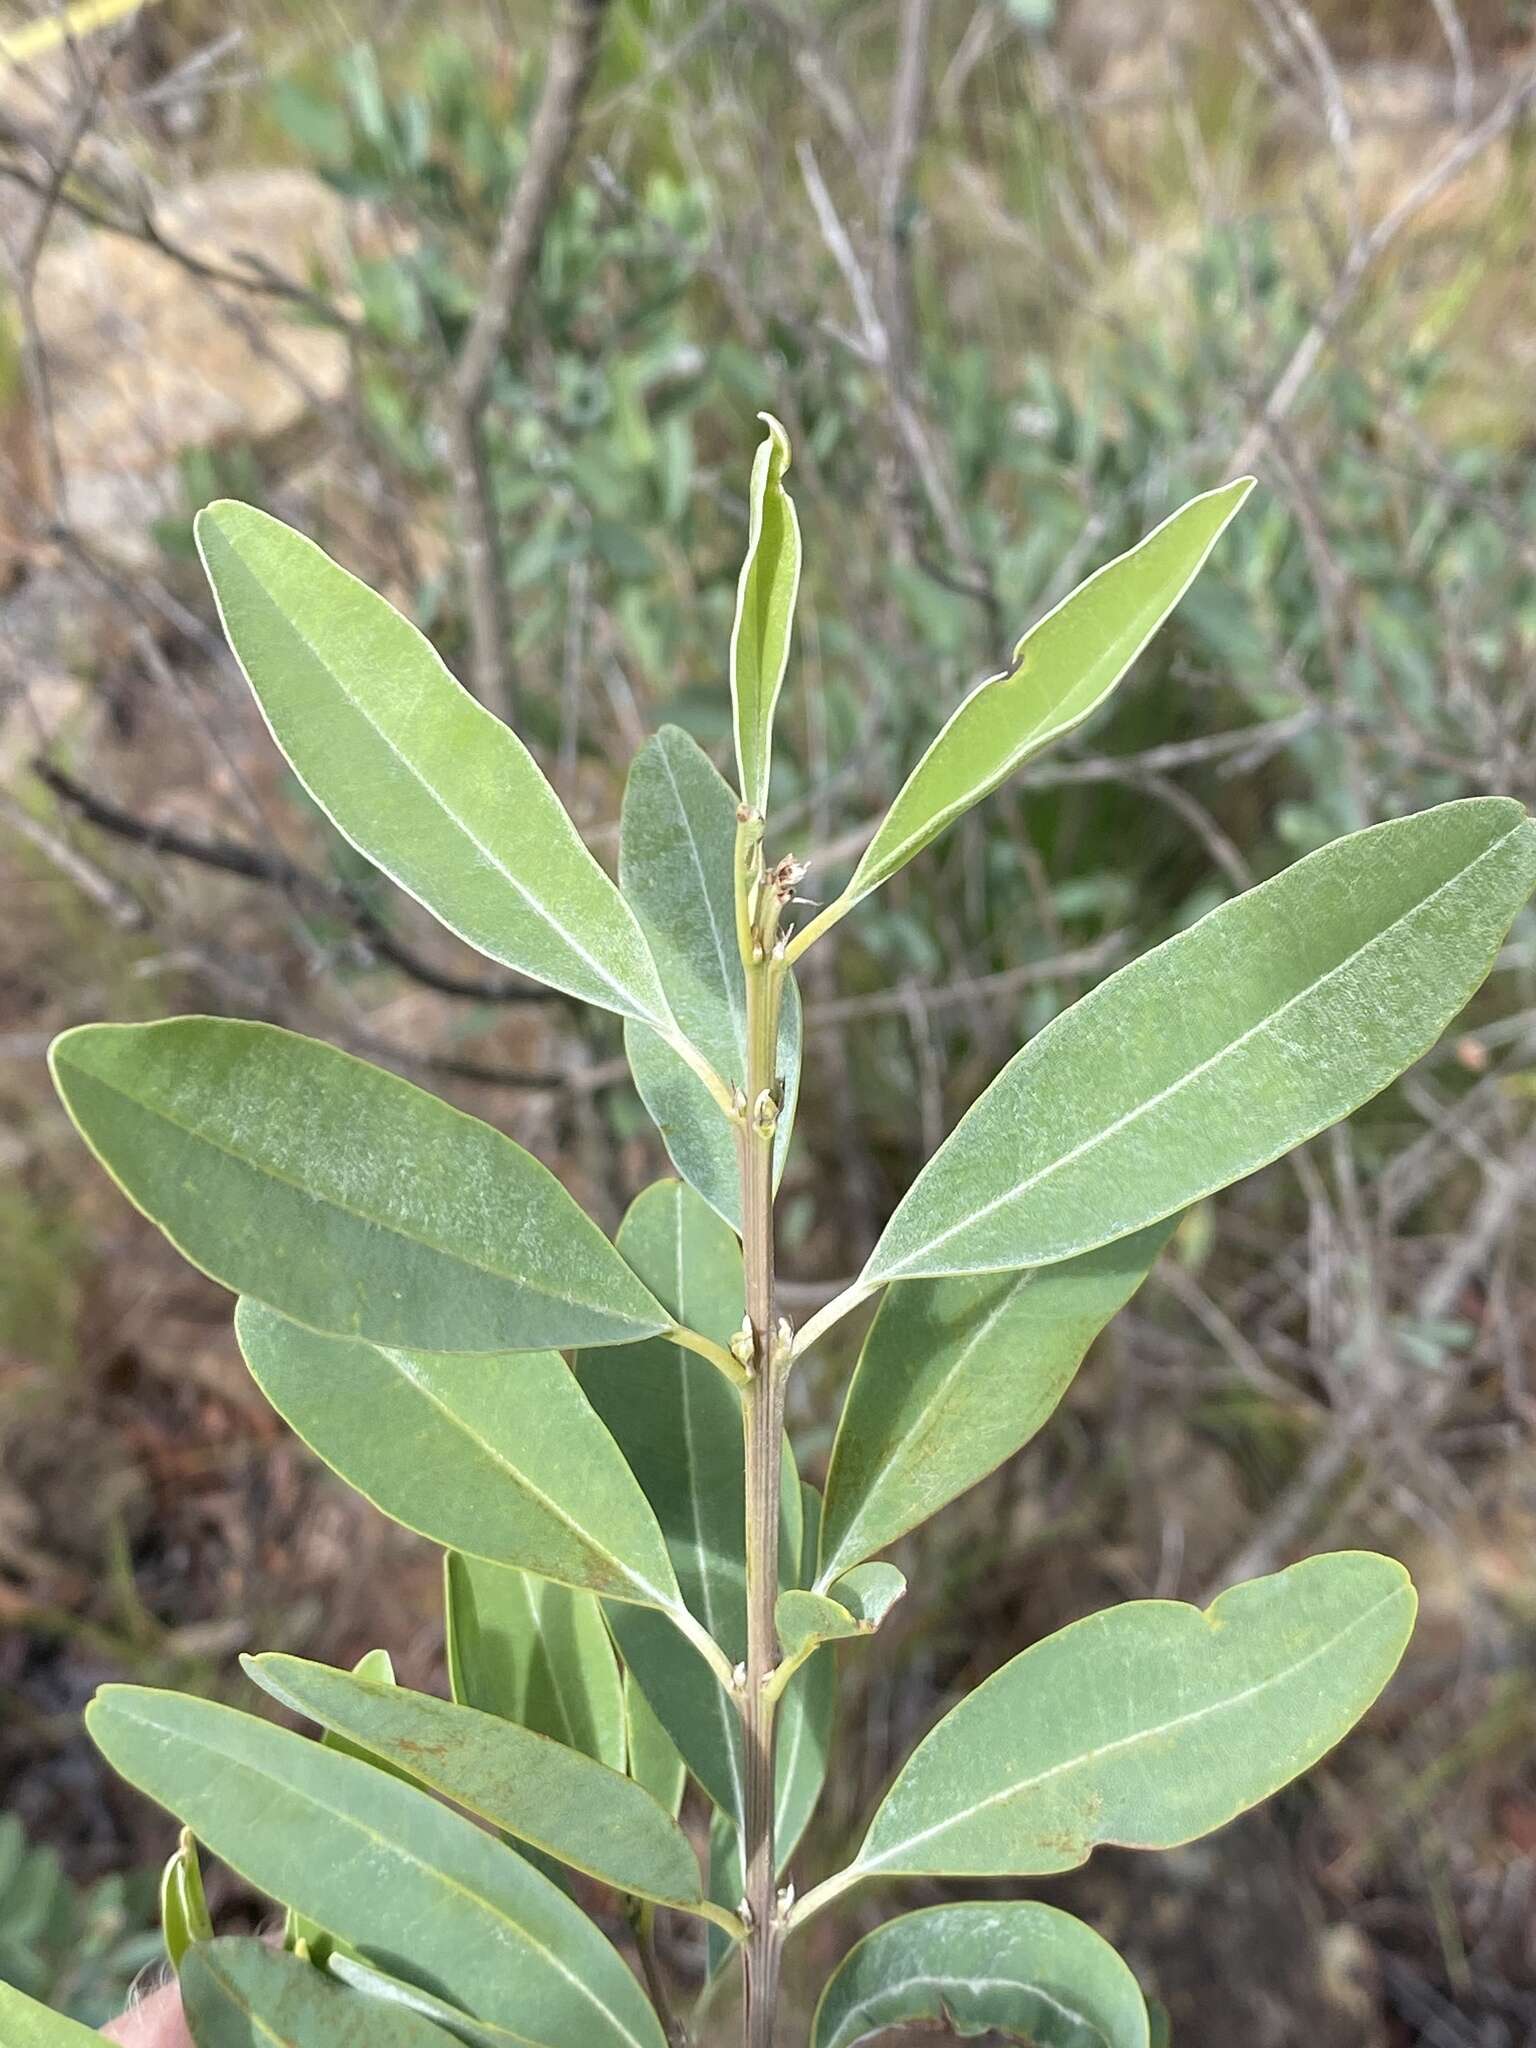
[446,0,611,715]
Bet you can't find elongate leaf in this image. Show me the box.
[242,1655,713,1920]
[622,727,801,1225]
[866,800,1536,1287]
[196,500,679,1035]
[776,1565,906,1662]
[826,481,1252,924]
[159,1828,211,1972]
[237,1303,688,1618]
[86,1688,667,2048]
[730,414,801,813]
[181,1939,459,2048]
[446,1552,625,1769]
[843,1554,1414,1887]
[576,1180,803,1819]
[819,1225,1172,1585]
[51,1019,667,1353]
[624,1669,686,1820]
[811,1902,1150,2048]
[0,1982,104,2046]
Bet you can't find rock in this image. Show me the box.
[29,169,352,564]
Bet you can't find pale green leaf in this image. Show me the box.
[242,1654,711,1918]
[775,1564,906,1662]
[730,413,802,813]
[87,1688,667,2048]
[833,481,1252,919]
[196,500,678,1033]
[237,1302,686,1617]
[160,1828,211,1973]
[866,801,1536,1287]
[51,1019,667,1353]
[847,1554,1414,1885]
[621,727,800,1226]
[811,1902,1150,2048]
[624,1668,687,1820]
[446,1552,625,1770]
[182,1939,459,2048]
[0,1981,106,2046]
[820,1226,1172,1585]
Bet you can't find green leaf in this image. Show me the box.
[195,500,678,1035]
[827,481,1252,923]
[237,1303,690,1618]
[865,800,1536,1288]
[810,1902,1150,2048]
[575,1180,803,1819]
[777,1483,835,1866]
[624,1669,686,1820]
[842,1554,1415,1887]
[819,1226,1172,1584]
[86,1688,667,2048]
[730,413,802,813]
[776,1564,906,1662]
[0,1982,103,2046]
[160,1828,211,1972]
[446,1553,625,1769]
[51,1019,667,1353]
[242,1655,716,1921]
[621,727,801,1227]
[182,1939,459,2047]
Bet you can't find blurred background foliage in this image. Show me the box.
[3,1,1536,2041]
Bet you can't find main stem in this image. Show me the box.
[737,818,787,2048]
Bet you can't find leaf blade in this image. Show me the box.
[196,500,676,1032]
[867,801,1536,1286]
[621,727,801,1225]
[182,1939,460,2048]
[854,1553,1415,1881]
[237,1305,684,1614]
[730,414,802,814]
[51,1018,667,1353]
[811,1903,1150,2048]
[445,1552,625,1769]
[243,1655,706,1915]
[86,1688,668,2048]
[842,480,1252,910]
[820,1226,1172,1583]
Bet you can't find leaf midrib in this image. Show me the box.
[877,823,1523,1278]
[829,1969,1104,2048]
[821,1271,1035,1583]
[69,1055,640,1328]
[224,542,667,1030]
[860,1585,1407,1871]
[105,1702,653,2048]
[385,1353,679,1614]
[654,739,746,1065]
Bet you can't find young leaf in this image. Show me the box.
[865,800,1536,1288]
[621,727,801,1226]
[242,1654,719,1922]
[810,1902,1150,2048]
[195,500,680,1036]
[51,1019,668,1354]
[237,1304,690,1620]
[159,1828,211,1972]
[730,414,802,814]
[86,1688,668,2048]
[0,1982,107,2047]
[828,1553,1414,1893]
[182,1939,459,2048]
[775,1564,906,1663]
[796,480,1251,947]
[819,1224,1172,1585]
[446,1552,625,1770]
[624,1668,686,1821]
